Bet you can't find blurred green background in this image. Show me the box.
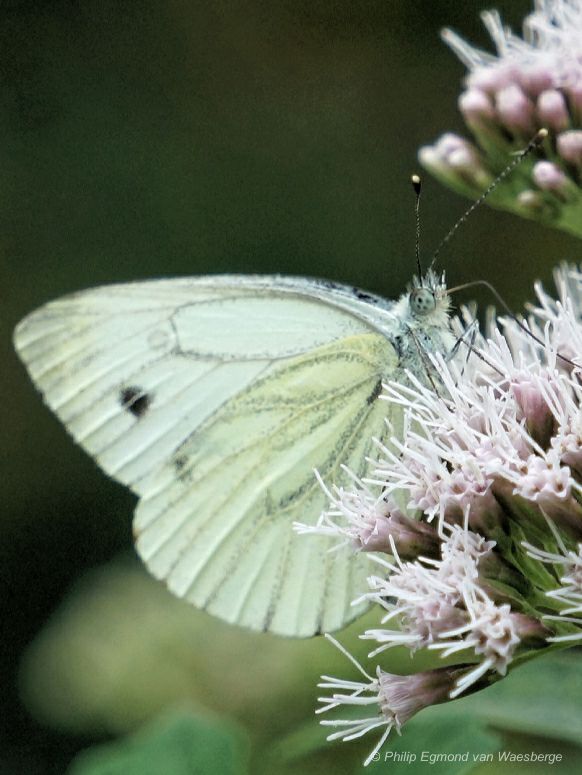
[3,1,582,773]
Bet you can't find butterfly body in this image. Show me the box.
[14,270,453,636]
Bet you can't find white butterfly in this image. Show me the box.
[13,271,454,637]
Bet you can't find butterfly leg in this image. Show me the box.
[448,319,506,380]
[446,319,479,364]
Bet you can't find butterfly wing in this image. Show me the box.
[14,276,399,636]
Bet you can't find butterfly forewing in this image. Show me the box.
[14,276,400,636]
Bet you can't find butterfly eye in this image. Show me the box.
[410,288,436,315]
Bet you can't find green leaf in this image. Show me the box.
[266,718,330,764]
[362,715,501,774]
[67,708,249,775]
[450,652,582,745]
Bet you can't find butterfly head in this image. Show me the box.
[410,286,437,315]
[405,269,451,326]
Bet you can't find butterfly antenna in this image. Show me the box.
[412,174,423,280]
[429,128,548,271]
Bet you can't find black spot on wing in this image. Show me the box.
[119,386,152,418]
[173,454,192,483]
[174,455,188,472]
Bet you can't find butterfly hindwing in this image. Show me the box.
[135,333,398,635]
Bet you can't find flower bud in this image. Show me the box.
[422,3,582,238]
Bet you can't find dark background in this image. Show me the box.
[2,1,581,773]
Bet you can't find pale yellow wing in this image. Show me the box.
[135,332,398,635]
[14,277,399,636]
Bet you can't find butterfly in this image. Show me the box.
[13,270,455,637]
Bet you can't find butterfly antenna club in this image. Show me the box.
[411,174,423,281]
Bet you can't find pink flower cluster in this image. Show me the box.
[420,1,582,236]
[301,265,582,764]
